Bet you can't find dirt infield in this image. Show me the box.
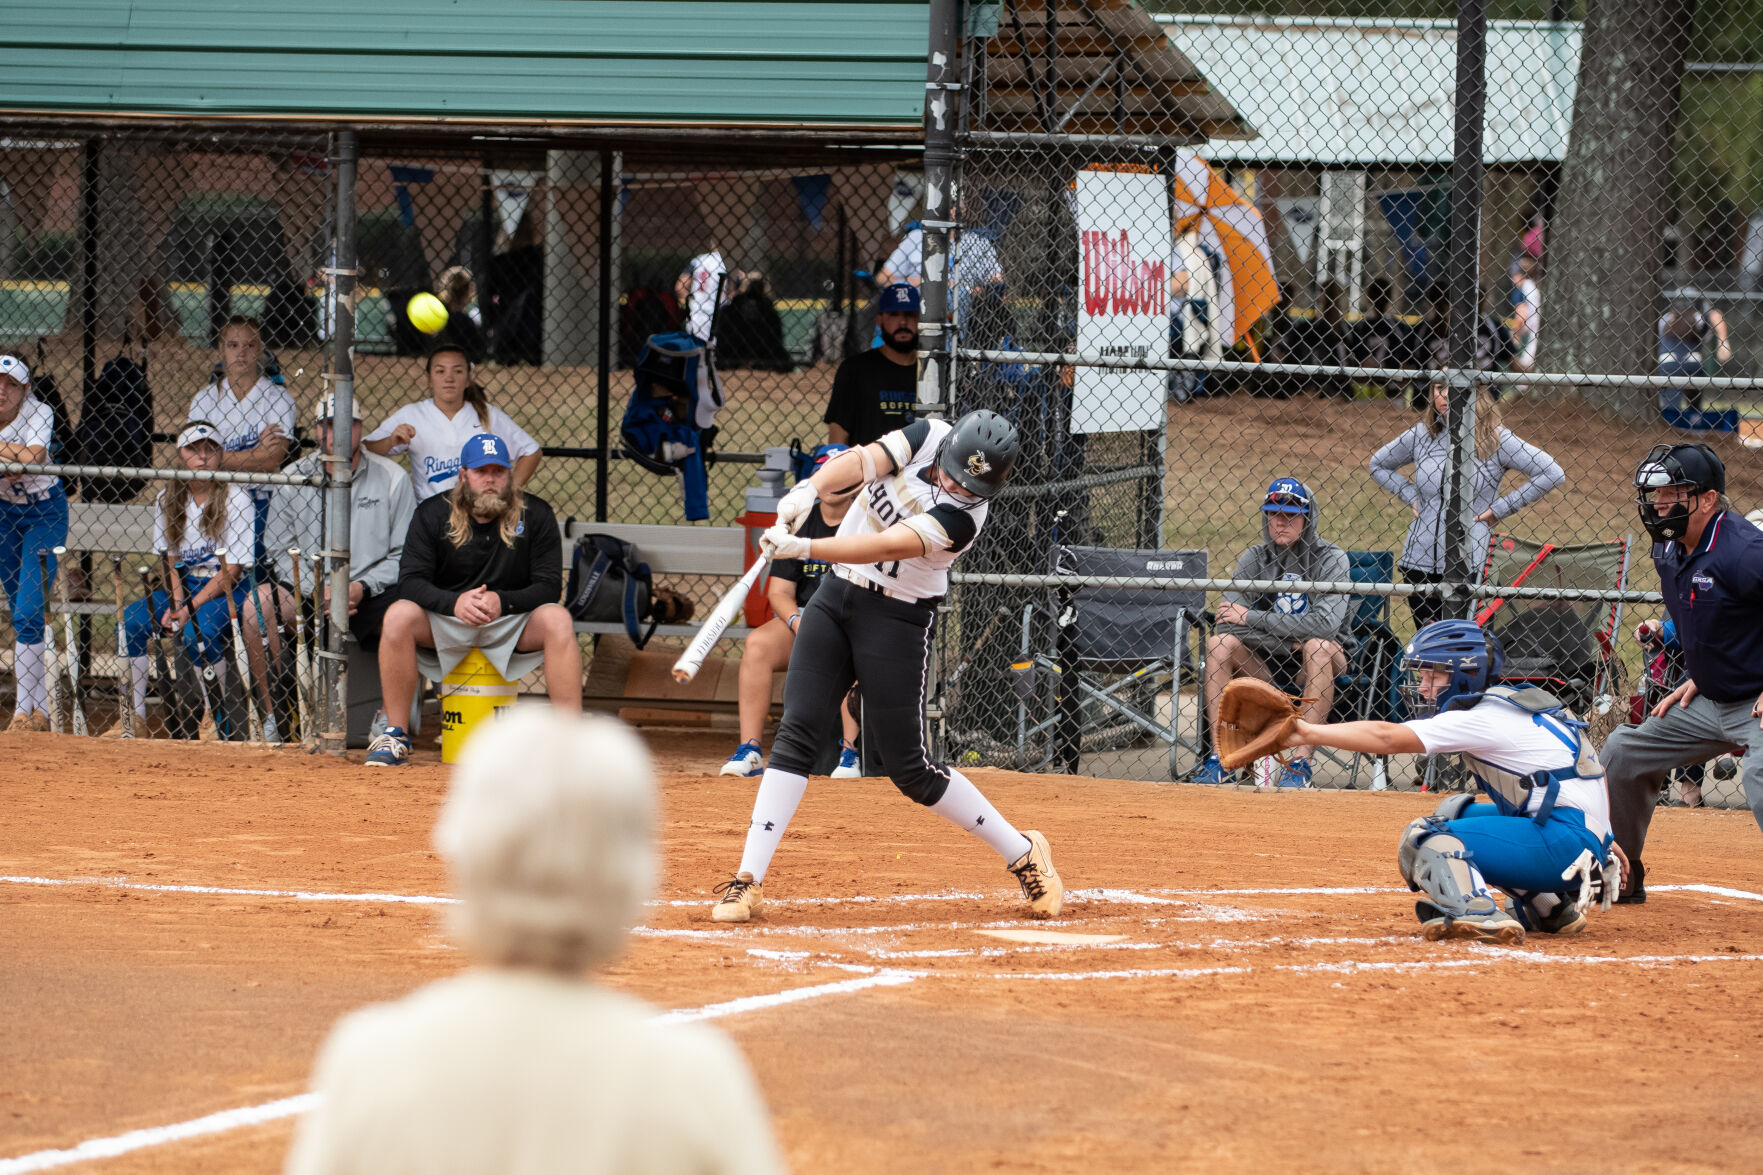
[3,729,1761,1173]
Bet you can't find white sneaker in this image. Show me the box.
[262,714,280,745]
[830,744,860,778]
[720,741,762,777]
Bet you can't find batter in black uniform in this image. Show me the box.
[720,444,862,778]
[711,410,1064,923]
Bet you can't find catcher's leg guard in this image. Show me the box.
[1396,818,1524,944]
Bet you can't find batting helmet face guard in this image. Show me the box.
[1634,442,1725,542]
[1398,619,1504,719]
[936,410,1019,500]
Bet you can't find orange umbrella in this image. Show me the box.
[1170,150,1280,346]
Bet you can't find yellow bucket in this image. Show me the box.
[440,649,517,763]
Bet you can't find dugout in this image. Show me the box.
[0,0,1257,757]
[0,0,953,537]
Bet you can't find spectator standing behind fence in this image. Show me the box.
[1369,381,1564,630]
[366,434,575,767]
[1192,478,1351,789]
[1508,255,1542,375]
[186,316,295,572]
[251,392,415,739]
[1603,444,1763,904]
[364,344,541,503]
[677,246,732,340]
[1657,295,1732,414]
[106,422,254,739]
[286,707,783,1175]
[721,445,862,779]
[824,283,920,446]
[0,355,67,732]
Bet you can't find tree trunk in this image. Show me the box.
[1541,0,1696,416]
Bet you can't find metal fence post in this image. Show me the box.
[596,148,613,522]
[919,0,960,417]
[1444,0,1487,611]
[324,128,358,754]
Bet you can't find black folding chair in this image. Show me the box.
[1014,546,1209,778]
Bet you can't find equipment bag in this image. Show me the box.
[564,533,657,648]
[70,355,154,503]
[620,331,724,520]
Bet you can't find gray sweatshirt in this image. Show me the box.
[1368,423,1564,575]
[264,448,416,596]
[1219,489,1352,653]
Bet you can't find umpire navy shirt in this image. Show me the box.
[1653,510,1763,703]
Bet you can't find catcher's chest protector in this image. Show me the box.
[1453,686,1604,823]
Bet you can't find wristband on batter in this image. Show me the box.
[787,613,800,632]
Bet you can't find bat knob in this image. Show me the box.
[671,668,693,683]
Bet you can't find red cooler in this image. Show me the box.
[737,449,793,626]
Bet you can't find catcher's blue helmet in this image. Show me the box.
[1399,619,1504,718]
[791,442,849,484]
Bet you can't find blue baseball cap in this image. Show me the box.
[462,433,512,470]
[877,282,921,314]
[1261,477,1313,515]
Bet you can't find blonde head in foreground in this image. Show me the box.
[434,707,658,974]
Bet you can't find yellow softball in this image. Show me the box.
[407,292,449,334]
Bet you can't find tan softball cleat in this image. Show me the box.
[6,710,48,733]
[1008,829,1063,919]
[711,872,764,923]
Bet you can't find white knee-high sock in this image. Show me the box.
[929,768,1032,864]
[129,655,150,717]
[199,658,225,709]
[15,641,45,712]
[736,768,809,882]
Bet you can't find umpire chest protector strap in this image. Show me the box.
[1449,686,1604,824]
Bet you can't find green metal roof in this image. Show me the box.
[1,0,930,130]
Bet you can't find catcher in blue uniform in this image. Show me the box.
[1242,619,1627,943]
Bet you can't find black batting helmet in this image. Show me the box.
[936,410,1019,499]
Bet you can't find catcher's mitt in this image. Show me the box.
[1215,678,1310,771]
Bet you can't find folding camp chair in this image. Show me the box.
[1477,533,1632,734]
[1310,550,1405,788]
[1014,546,1209,778]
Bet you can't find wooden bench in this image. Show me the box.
[562,521,753,643]
[562,522,763,723]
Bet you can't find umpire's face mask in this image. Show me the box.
[1636,482,1697,543]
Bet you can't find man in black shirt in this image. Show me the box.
[366,433,576,766]
[824,282,919,446]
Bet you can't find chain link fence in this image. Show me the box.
[0,120,916,748]
[0,2,1759,816]
[923,0,1763,812]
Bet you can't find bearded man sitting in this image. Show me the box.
[366,433,578,766]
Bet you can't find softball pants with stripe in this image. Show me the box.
[768,573,950,805]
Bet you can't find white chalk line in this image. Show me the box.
[0,875,459,906]
[1,875,1424,908]
[974,951,1763,982]
[1653,883,1763,903]
[0,971,918,1174]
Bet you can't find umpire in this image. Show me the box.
[1604,442,1763,901]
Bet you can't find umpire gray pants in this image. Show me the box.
[1602,692,1763,861]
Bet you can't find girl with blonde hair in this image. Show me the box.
[1370,382,1565,629]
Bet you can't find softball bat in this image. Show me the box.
[672,559,769,683]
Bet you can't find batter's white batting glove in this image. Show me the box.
[759,524,812,561]
[776,481,819,534]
